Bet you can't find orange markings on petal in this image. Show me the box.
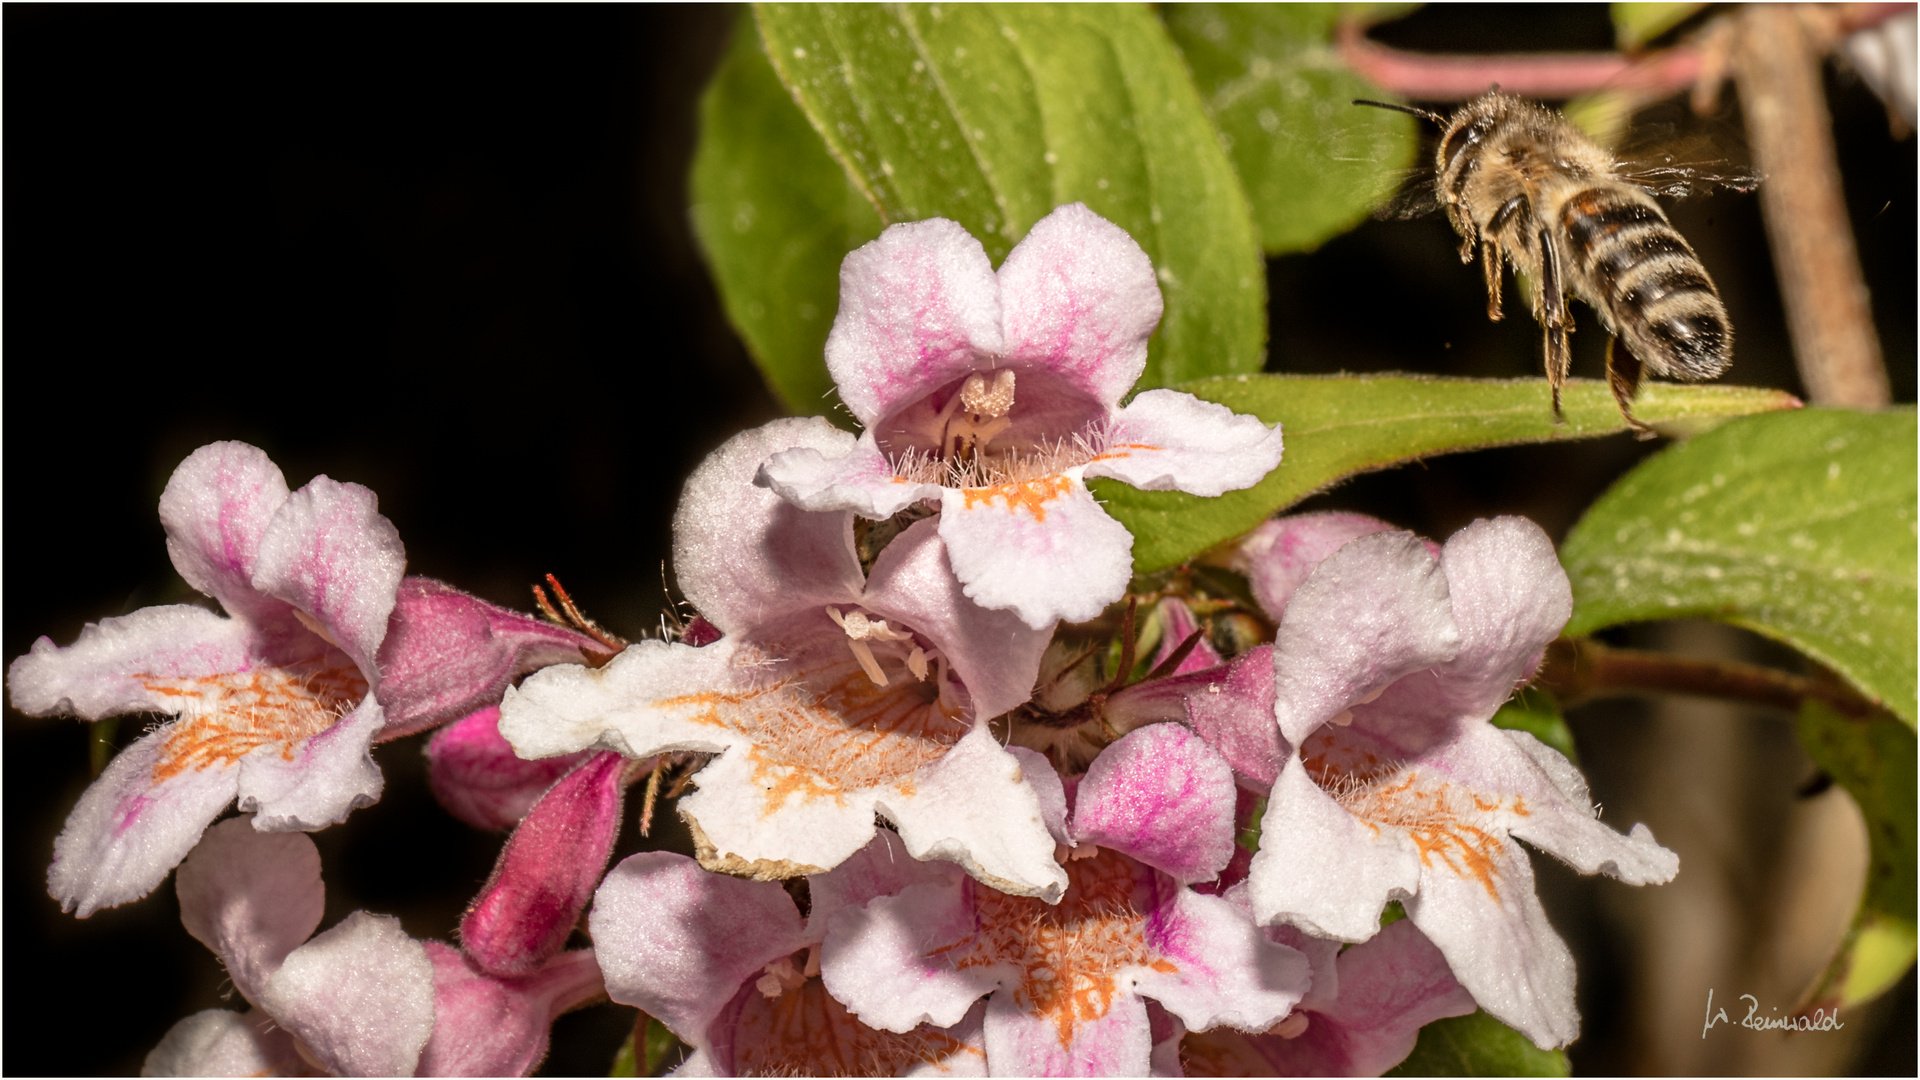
[657,657,968,815]
[144,661,368,782]
[1330,769,1522,902]
[935,852,1162,1049]
[731,974,982,1076]
[1086,442,1161,463]
[960,474,1074,522]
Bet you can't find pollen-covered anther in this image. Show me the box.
[824,606,915,688]
[959,369,1016,419]
[754,955,806,999]
[1267,1011,1310,1039]
[1053,841,1101,864]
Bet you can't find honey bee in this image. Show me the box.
[1360,91,1743,437]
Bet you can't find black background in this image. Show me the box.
[5,5,1912,1075]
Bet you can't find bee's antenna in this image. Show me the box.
[1352,98,1446,126]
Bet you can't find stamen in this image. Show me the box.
[1268,1012,1311,1039]
[906,647,930,682]
[959,369,1016,418]
[290,609,341,649]
[754,956,805,998]
[803,944,822,978]
[1329,710,1354,726]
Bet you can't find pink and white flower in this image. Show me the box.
[143,816,604,1078]
[9,442,407,917]
[590,833,989,1076]
[1228,515,1679,1048]
[500,418,1066,899]
[1178,918,1476,1077]
[820,724,1311,1076]
[757,203,1284,629]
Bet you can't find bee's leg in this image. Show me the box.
[1606,335,1655,439]
[1537,228,1572,419]
[1482,195,1527,322]
[1481,241,1504,321]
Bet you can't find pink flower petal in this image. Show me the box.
[1232,512,1400,623]
[982,984,1154,1077]
[826,217,1005,428]
[375,578,605,740]
[675,417,868,636]
[175,816,325,1005]
[1403,837,1579,1050]
[1270,531,1460,747]
[461,751,627,978]
[1006,745,1073,847]
[1179,645,1284,788]
[705,975,990,1077]
[805,829,967,944]
[143,1008,301,1078]
[8,604,256,721]
[251,474,406,680]
[1247,758,1423,942]
[157,441,304,645]
[1132,887,1310,1036]
[234,695,385,833]
[49,727,241,918]
[589,851,808,1047]
[427,706,590,832]
[417,944,606,1077]
[997,202,1163,408]
[862,517,1051,721]
[757,431,945,520]
[1071,724,1238,886]
[822,879,1004,1034]
[937,474,1134,628]
[1085,390,1284,498]
[261,910,438,1078]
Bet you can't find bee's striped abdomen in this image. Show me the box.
[1560,185,1731,379]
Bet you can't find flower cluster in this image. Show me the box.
[12,205,1675,1077]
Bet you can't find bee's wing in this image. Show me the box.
[1612,122,1761,199]
[1374,171,1442,220]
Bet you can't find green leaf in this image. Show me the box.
[1561,409,1917,726]
[642,1016,682,1076]
[753,2,1265,388]
[690,18,883,416]
[1492,687,1577,764]
[1098,373,1802,576]
[1386,1010,1571,1077]
[1611,2,1705,49]
[1796,700,1917,1010]
[1163,3,1420,255]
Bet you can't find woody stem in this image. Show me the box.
[1537,636,1879,719]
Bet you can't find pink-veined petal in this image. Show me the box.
[1071,724,1238,886]
[938,474,1133,629]
[375,577,604,740]
[1231,512,1401,624]
[8,605,256,720]
[416,944,605,1078]
[806,829,967,945]
[461,752,627,978]
[1403,837,1580,1050]
[1132,887,1310,1036]
[982,980,1154,1078]
[1247,756,1423,942]
[1176,645,1283,789]
[426,706,591,832]
[158,441,302,641]
[997,202,1162,408]
[49,727,241,918]
[1084,390,1283,498]
[677,417,869,635]
[862,517,1051,720]
[827,217,1005,428]
[143,1008,302,1078]
[176,816,325,1006]
[252,475,406,680]
[822,879,1005,1034]
[758,431,944,521]
[1305,918,1476,1077]
[261,910,438,1078]
[235,696,385,833]
[589,851,808,1047]
[875,722,1068,901]
[1270,531,1459,747]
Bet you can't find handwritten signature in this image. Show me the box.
[1702,988,1844,1037]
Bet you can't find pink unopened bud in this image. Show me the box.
[460,751,628,977]
[426,706,592,832]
